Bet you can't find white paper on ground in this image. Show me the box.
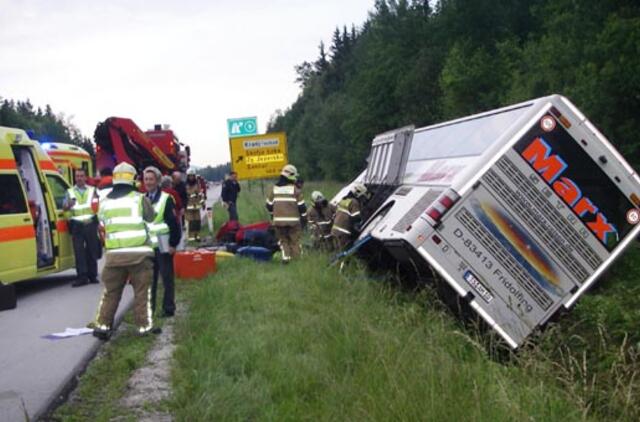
[48,327,94,338]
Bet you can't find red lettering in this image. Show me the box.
[587,213,617,244]
[573,197,597,217]
[521,137,567,183]
[552,177,581,206]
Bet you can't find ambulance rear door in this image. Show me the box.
[44,171,74,269]
[0,139,37,283]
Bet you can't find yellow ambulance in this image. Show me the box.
[42,141,93,184]
[0,126,76,309]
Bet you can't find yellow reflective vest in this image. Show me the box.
[98,191,153,254]
[67,186,96,222]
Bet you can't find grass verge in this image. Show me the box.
[170,180,602,421]
[171,255,586,421]
[50,310,159,421]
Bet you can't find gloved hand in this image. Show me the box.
[353,221,363,232]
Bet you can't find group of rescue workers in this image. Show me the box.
[64,159,364,339]
[64,162,209,340]
[266,164,369,263]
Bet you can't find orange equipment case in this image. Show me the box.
[174,250,216,280]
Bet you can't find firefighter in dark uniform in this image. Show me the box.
[308,190,333,250]
[63,168,102,287]
[266,164,307,263]
[331,183,368,250]
[92,162,159,340]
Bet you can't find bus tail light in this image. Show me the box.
[425,188,460,226]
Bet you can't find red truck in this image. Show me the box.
[94,117,190,175]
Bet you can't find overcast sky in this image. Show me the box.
[0,0,373,166]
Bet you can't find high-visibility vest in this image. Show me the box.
[98,191,152,253]
[97,186,113,201]
[147,191,170,248]
[67,186,96,222]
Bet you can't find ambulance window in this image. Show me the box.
[0,174,28,215]
[46,174,69,209]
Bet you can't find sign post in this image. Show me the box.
[229,132,288,181]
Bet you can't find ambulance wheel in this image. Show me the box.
[0,282,17,311]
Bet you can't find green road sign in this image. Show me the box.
[227,116,258,138]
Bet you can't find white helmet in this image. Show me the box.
[113,162,137,185]
[350,182,368,198]
[311,191,325,203]
[186,168,196,176]
[281,164,298,181]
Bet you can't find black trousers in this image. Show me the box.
[70,219,101,281]
[227,201,239,221]
[152,249,176,314]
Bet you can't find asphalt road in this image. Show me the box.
[0,183,221,421]
[0,261,133,422]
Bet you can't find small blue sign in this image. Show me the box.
[227,116,258,138]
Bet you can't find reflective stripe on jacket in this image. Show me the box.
[186,184,204,210]
[331,197,361,237]
[266,184,307,227]
[148,191,170,248]
[67,186,96,221]
[98,191,153,253]
[309,204,333,237]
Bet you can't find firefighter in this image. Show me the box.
[308,190,333,250]
[331,183,368,250]
[266,164,307,263]
[185,168,204,242]
[143,166,181,318]
[63,168,102,287]
[92,162,158,340]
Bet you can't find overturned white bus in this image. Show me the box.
[338,95,640,349]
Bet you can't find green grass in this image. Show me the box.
[171,255,586,421]
[211,180,344,231]
[519,245,640,420]
[51,311,159,421]
[172,181,635,421]
[56,180,640,420]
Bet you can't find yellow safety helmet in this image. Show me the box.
[281,164,298,181]
[113,162,137,185]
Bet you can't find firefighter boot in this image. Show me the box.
[93,326,112,341]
